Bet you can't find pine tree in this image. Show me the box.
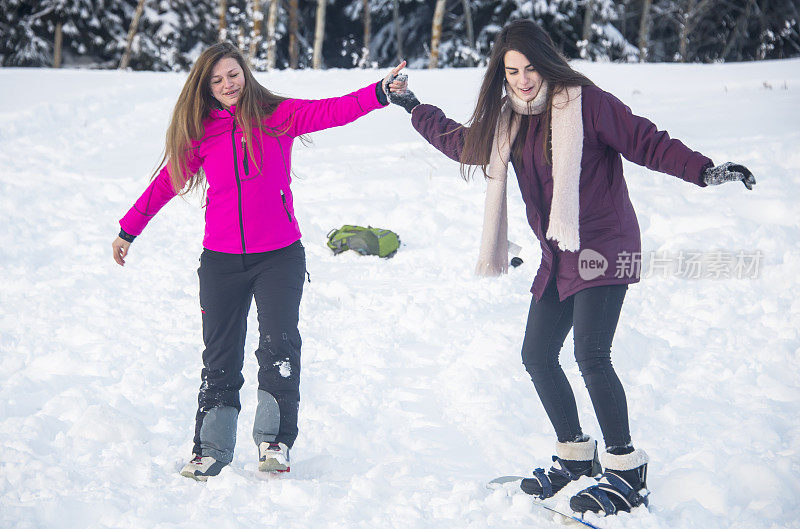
[1,0,104,67]
[0,0,51,66]
[2,0,799,69]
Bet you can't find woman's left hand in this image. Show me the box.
[380,61,420,114]
[382,60,408,95]
[702,162,757,190]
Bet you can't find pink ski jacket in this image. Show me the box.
[120,82,386,254]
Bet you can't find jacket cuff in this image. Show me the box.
[685,155,714,187]
[118,228,136,243]
[375,80,389,106]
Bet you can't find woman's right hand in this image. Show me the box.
[112,237,131,266]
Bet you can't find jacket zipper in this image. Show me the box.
[229,114,246,253]
[241,136,249,176]
[281,190,293,222]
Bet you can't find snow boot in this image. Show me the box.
[180,454,227,481]
[258,441,290,472]
[570,448,650,515]
[520,437,601,498]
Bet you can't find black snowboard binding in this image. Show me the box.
[570,448,650,515]
[520,437,601,499]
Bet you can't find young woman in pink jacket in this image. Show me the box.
[112,42,406,480]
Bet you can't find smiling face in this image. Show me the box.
[209,57,245,108]
[503,49,543,102]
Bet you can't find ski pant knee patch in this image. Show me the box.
[199,405,238,464]
[253,390,281,446]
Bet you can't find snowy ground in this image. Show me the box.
[1,59,799,529]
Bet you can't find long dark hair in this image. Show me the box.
[159,42,289,194]
[460,19,594,179]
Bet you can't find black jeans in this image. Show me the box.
[193,241,306,457]
[521,280,630,449]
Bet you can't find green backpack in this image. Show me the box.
[326,225,400,258]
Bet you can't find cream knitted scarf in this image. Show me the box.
[475,82,584,276]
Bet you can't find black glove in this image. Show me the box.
[386,74,421,114]
[702,162,756,190]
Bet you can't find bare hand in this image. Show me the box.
[383,60,408,95]
[112,236,131,266]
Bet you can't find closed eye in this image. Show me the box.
[506,66,536,74]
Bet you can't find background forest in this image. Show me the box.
[2,0,799,70]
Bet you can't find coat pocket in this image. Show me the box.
[280,189,294,223]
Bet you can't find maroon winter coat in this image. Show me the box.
[411,85,713,301]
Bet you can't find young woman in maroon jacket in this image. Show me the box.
[388,20,755,516]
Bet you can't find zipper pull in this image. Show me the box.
[241,136,249,175]
[281,190,293,222]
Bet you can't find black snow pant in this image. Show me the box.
[521,279,631,450]
[192,241,305,464]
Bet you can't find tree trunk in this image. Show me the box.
[462,0,474,66]
[678,0,693,61]
[580,0,594,58]
[266,0,278,69]
[722,0,755,60]
[392,0,403,63]
[249,0,264,66]
[638,0,652,61]
[582,0,594,42]
[756,0,770,60]
[429,0,446,69]
[312,0,326,69]
[360,0,371,67]
[119,0,147,70]
[219,0,227,41]
[678,0,714,62]
[53,20,62,68]
[289,0,299,68]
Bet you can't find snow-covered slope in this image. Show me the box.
[1,59,798,529]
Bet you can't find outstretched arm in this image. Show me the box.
[594,90,713,185]
[274,62,407,137]
[387,75,481,165]
[112,150,202,266]
[594,89,756,190]
[410,104,468,163]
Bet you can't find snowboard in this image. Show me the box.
[487,476,604,529]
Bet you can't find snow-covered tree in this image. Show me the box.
[1,0,124,67]
[2,0,798,69]
[125,0,218,71]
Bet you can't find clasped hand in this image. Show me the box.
[382,63,420,114]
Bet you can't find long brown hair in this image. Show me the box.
[157,42,289,194]
[460,19,594,179]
